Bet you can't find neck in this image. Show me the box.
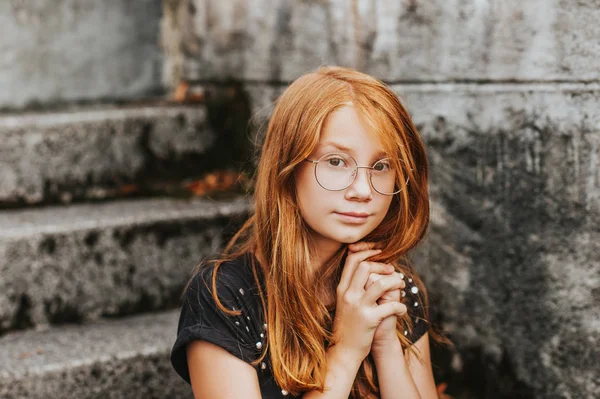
[311,239,346,309]
[253,240,345,308]
[311,237,344,271]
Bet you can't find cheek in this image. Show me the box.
[372,197,393,223]
[295,167,323,211]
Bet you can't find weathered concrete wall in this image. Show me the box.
[167,0,600,84]
[0,0,163,109]
[406,85,600,398]
[165,1,600,398]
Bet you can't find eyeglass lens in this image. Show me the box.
[314,153,401,195]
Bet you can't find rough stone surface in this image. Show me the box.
[168,0,600,84]
[0,196,251,335]
[0,0,163,109]
[0,309,192,398]
[0,103,214,206]
[403,85,600,398]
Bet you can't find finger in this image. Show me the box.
[348,241,383,252]
[337,249,382,294]
[374,301,407,321]
[362,273,405,304]
[396,274,406,289]
[377,277,404,302]
[364,272,384,290]
[349,261,394,294]
[365,272,405,291]
[347,242,374,252]
[378,287,401,303]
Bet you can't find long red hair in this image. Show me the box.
[185,66,444,398]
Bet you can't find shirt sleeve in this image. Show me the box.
[170,260,265,384]
[403,274,429,344]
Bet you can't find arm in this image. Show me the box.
[303,344,363,399]
[373,332,437,399]
[405,332,438,398]
[187,340,262,399]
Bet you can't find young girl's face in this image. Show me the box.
[295,105,394,254]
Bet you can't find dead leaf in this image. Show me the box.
[184,170,244,197]
[172,81,189,103]
[118,184,138,195]
[171,81,205,103]
[436,382,453,399]
[18,348,44,359]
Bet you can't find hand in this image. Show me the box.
[348,242,407,353]
[365,272,406,350]
[331,247,406,364]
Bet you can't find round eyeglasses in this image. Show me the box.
[304,152,408,195]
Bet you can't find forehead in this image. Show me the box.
[318,106,388,158]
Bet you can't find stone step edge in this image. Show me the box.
[0,309,196,399]
[0,196,252,240]
[0,101,205,129]
[0,308,179,380]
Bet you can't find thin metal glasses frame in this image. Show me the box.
[303,152,409,196]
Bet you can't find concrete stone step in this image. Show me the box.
[0,309,191,399]
[0,196,251,335]
[0,102,215,207]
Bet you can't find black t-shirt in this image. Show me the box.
[170,252,429,398]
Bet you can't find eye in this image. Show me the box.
[373,160,391,172]
[325,156,348,168]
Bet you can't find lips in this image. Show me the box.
[336,212,370,217]
[334,212,371,224]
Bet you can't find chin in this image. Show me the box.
[332,232,369,244]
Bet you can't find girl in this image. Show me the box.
[171,66,445,398]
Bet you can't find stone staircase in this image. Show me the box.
[0,2,256,396]
[0,102,251,399]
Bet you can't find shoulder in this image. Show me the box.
[189,252,259,300]
[182,252,266,328]
[195,252,254,284]
[171,252,266,384]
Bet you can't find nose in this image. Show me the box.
[345,167,373,199]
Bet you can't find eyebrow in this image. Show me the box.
[320,141,389,159]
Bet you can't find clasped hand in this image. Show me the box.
[330,241,407,363]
